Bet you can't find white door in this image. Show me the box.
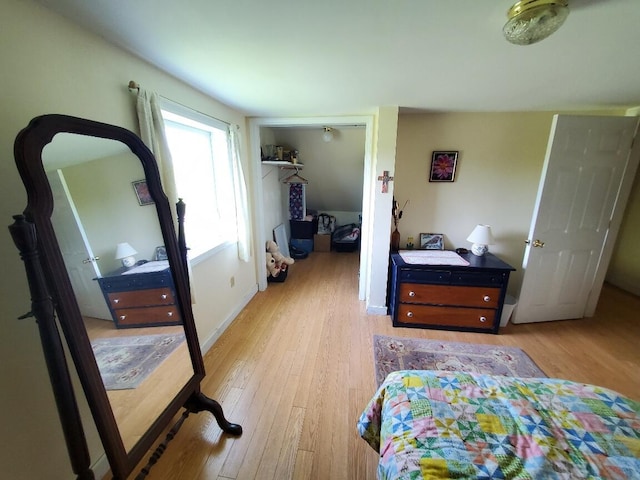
[48,170,112,320]
[513,115,639,324]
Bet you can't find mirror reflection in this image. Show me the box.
[42,133,194,452]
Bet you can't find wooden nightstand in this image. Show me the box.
[389,252,515,334]
[96,261,182,329]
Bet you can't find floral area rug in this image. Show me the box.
[373,335,545,386]
[91,333,185,390]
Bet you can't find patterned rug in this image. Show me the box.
[373,335,545,386]
[91,333,185,390]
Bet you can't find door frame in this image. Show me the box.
[248,115,375,300]
[585,117,640,315]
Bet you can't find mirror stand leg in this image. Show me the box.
[9,215,95,480]
[185,392,243,435]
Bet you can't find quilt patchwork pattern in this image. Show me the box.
[358,370,640,479]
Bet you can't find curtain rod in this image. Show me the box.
[127,80,231,127]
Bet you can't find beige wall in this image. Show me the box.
[607,168,640,295]
[395,111,640,297]
[0,1,256,478]
[395,112,553,294]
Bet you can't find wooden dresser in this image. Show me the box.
[389,252,515,334]
[96,261,182,329]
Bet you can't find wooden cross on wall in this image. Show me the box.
[377,170,394,193]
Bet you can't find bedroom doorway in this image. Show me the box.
[513,114,640,324]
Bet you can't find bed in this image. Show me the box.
[358,370,640,479]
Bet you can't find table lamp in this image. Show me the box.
[115,242,138,267]
[466,224,494,256]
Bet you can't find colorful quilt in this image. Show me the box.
[358,370,640,479]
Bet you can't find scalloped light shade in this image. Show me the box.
[503,0,569,46]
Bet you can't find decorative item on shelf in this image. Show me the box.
[429,151,458,182]
[115,242,138,267]
[419,233,444,250]
[322,127,334,142]
[406,236,414,250]
[391,197,408,252]
[466,224,495,256]
[503,0,569,46]
[276,146,284,160]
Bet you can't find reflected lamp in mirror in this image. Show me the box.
[466,224,494,256]
[322,126,334,142]
[115,242,138,267]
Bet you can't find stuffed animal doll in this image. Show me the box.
[266,240,295,266]
[265,252,281,277]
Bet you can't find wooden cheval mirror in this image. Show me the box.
[9,114,242,479]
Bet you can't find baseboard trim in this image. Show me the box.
[200,283,259,354]
[366,305,388,315]
[91,454,109,480]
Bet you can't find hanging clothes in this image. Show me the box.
[289,183,306,220]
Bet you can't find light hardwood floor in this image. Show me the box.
[130,250,640,480]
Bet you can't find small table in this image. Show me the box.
[96,261,182,329]
[389,252,515,334]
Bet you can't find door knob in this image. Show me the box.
[525,239,545,248]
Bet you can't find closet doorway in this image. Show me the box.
[249,116,374,299]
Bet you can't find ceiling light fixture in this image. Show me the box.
[503,0,569,46]
[322,127,334,142]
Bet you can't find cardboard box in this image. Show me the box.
[314,234,331,252]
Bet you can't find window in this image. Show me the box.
[161,104,237,260]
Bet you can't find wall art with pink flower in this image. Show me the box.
[429,151,458,182]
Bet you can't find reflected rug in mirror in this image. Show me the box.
[373,335,545,386]
[91,333,185,390]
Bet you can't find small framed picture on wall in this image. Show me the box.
[429,151,458,182]
[132,179,154,206]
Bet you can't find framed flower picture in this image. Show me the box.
[132,179,154,206]
[429,151,458,182]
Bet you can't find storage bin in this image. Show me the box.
[290,238,314,254]
[290,219,317,239]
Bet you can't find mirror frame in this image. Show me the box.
[13,114,210,478]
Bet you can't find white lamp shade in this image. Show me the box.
[466,225,494,256]
[115,242,137,260]
[466,224,495,245]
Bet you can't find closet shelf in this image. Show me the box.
[262,161,304,169]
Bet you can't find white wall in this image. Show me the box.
[0,1,256,478]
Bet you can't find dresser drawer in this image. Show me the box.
[108,287,175,309]
[451,271,506,286]
[400,269,451,284]
[396,304,496,329]
[399,283,501,308]
[114,305,181,327]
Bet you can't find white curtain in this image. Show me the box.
[135,88,179,224]
[134,87,196,302]
[229,124,251,262]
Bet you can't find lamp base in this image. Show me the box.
[471,243,488,256]
[121,256,136,268]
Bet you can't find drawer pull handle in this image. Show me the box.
[113,298,120,304]
[479,316,487,323]
[406,311,414,318]
[119,315,126,320]
[408,291,416,297]
[483,295,491,302]
[161,294,168,300]
[167,311,173,317]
